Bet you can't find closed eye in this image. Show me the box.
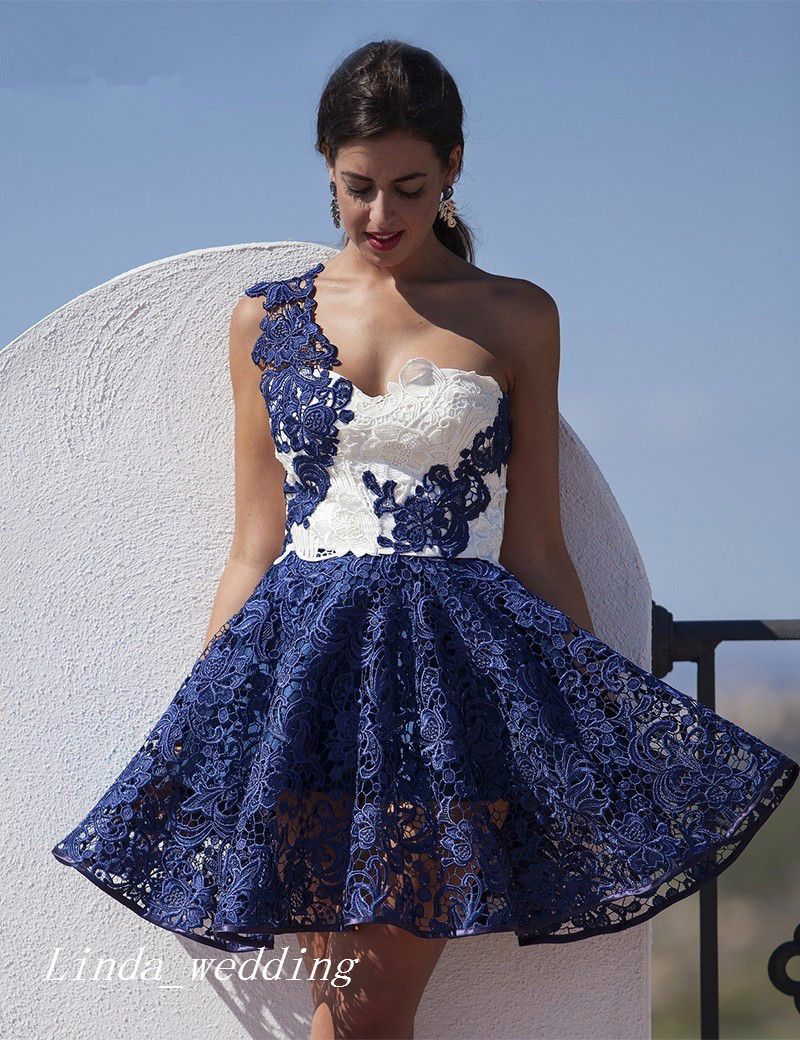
[345,185,425,201]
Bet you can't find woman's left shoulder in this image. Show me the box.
[481,271,558,321]
[477,272,560,378]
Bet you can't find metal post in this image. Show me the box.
[651,603,800,1035]
[697,647,719,1040]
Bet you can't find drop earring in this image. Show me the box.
[438,185,457,228]
[329,180,340,228]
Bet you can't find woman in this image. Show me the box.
[52,39,798,1040]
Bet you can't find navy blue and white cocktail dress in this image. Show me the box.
[51,261,799,953]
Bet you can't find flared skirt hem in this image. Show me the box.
[51,749,798,955]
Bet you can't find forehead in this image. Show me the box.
[335,132,437,175]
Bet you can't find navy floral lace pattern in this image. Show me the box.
[51,551,799,953]
[245,263,338,373]
[362,394,511,556]
[244,265,354,547]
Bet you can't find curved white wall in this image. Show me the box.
[2,243,651,1040]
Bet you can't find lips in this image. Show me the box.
[366,230,404,251]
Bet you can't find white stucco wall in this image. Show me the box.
[2,242,651,1040]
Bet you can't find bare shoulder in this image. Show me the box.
[487,274,558,343]
[228,292,266,366]
[231,291,266,334]
[475,272,560,391]
[502,275,558,322]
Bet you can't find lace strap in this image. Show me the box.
[243,278,284,371]
[243,264,336,374]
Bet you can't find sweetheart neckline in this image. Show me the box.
[328,355,508,403]
[303,261,510,402]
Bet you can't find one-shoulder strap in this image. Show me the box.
[243,262,332,373]
[243,278,283,370]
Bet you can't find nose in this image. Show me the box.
[368,191,397,226]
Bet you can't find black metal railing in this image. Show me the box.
[651,602,800,1039]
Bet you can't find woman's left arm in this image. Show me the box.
[498,282,595,636]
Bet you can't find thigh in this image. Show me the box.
[296,929,334,1006]
[299,924,448,1038]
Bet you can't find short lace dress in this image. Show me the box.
[51,260,800,953]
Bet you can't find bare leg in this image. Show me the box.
[297,924,448,1040]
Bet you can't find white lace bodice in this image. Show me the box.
[244,262,512,564]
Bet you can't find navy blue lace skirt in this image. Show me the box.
[51,551,799,953]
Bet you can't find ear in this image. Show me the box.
[320,141,335,180]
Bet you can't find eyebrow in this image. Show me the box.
[340,170,428,183]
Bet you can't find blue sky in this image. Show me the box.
[2,1,798,689]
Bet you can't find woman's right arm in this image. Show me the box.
[199,295,287,654]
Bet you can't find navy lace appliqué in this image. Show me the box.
[362,394,511,556]
[244,264,353,544]
[245,264,338,373]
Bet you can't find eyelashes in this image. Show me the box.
[344,185,425,201]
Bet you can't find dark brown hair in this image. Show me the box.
[316,39,475,264]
